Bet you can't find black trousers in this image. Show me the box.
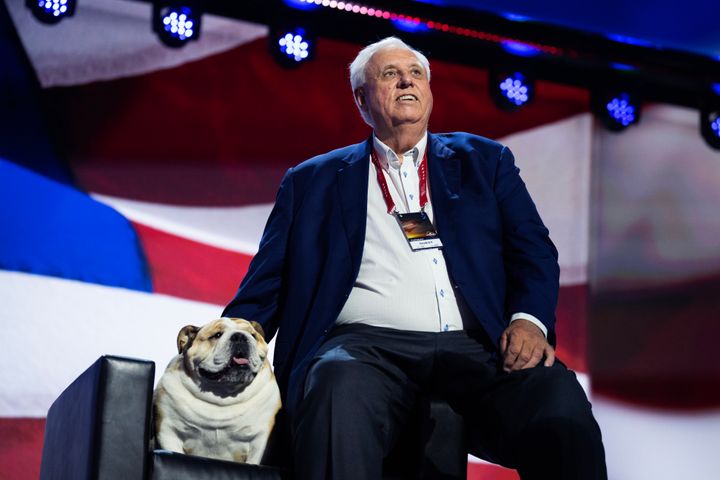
[293,324,607,480]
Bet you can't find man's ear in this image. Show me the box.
[176,325,200,354]
[354,88,366,109]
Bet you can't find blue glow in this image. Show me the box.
[712,83,720,96]
[283,0,320,11]
[392,18,430,33]
[501,12,533,22]
[162,7,196,41]
[501,40,541,57]
[606,34,656,49]
[36,0,71,18]
[606,93,637,127]
[278,31,311,62]
[609,62,637,71]
[499,73,531,106]
[710,114,720,137]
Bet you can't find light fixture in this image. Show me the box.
[700,107,720,150]
[26,0,76,24]
[270,27,315,68]
[490,70,535,111]
[153,2,201,48]
[592,90,641,132]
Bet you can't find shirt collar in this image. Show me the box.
[372,133,428,171]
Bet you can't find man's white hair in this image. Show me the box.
[349,37,431,125]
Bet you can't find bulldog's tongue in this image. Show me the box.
[233,357,250,365]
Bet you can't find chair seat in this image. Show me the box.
[40,355,467,480]
[152,450,288,480]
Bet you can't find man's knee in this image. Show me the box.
[523,365,602,442]
[304,347,372,401]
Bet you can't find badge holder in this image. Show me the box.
[395,210,443,251]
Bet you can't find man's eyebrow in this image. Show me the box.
[381,63,423,71]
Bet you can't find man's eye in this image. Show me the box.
[384,71,396,77]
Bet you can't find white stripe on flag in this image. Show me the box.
[593,395,720,480]
[0,270,274,417]
[500,113,593,287]
[93,193,273,255]
[6,0,268,88]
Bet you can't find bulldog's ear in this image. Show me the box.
[176,325,200,354]
[250,321,265,339]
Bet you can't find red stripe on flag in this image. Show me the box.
[133,222,252,306]
[468,461,520,480]
[0,418,44,480]
[555,284,589,373]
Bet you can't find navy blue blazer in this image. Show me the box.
[223,132,559,415]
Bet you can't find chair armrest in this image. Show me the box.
[40,355,155,480]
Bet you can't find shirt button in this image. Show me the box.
[403,171,408,178]
[443,324,449,331]
[433,258,438,264]
[409,194,414,200]
[439,289,445,297]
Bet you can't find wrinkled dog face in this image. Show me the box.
[177,318,268,398]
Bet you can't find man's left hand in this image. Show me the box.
[499,319,555,373]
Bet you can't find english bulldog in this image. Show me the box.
[153,317,281,464]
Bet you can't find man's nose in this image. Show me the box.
[398,72,413,87]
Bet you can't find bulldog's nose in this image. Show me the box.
[230,332,246,343]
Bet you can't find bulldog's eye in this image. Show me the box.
[210,332,223,340]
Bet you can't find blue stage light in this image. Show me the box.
[271,28,315,68]
[593,90,641,132]
[700,108,720,150]
[278,32,310,62]
[162,8,196,42]
[26,0,75,24]
[490,70,534,111]
[499,74,531,106]
[606,93,637,127]
[153,2,202,48]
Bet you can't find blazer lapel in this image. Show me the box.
[427,133,460,200]
[336,139,371,279]
[427,133,461,246]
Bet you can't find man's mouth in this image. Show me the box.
[397,94,418,102]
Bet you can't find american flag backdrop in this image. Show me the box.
[1,1,719,479]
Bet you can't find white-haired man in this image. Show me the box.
[224,36,606,479]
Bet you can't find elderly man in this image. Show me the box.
[224,37,606,479]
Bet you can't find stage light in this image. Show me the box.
[153,2,201,48]
[700,108,720,150]
[490,70,535,111]
[592,91,641,132]
[25,0,76,24]
[288,0,563,57]
[279,33,310,61]
[270,28,315,68]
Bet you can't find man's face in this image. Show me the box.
[356,47,433,136]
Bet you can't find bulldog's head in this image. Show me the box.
[176,317,269,398]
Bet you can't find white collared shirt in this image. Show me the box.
[336,133,547,336]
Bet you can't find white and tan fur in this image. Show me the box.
[153,317,281,464]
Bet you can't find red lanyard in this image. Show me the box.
[370,149,428,214]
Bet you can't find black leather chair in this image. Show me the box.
[40,355,467,480]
